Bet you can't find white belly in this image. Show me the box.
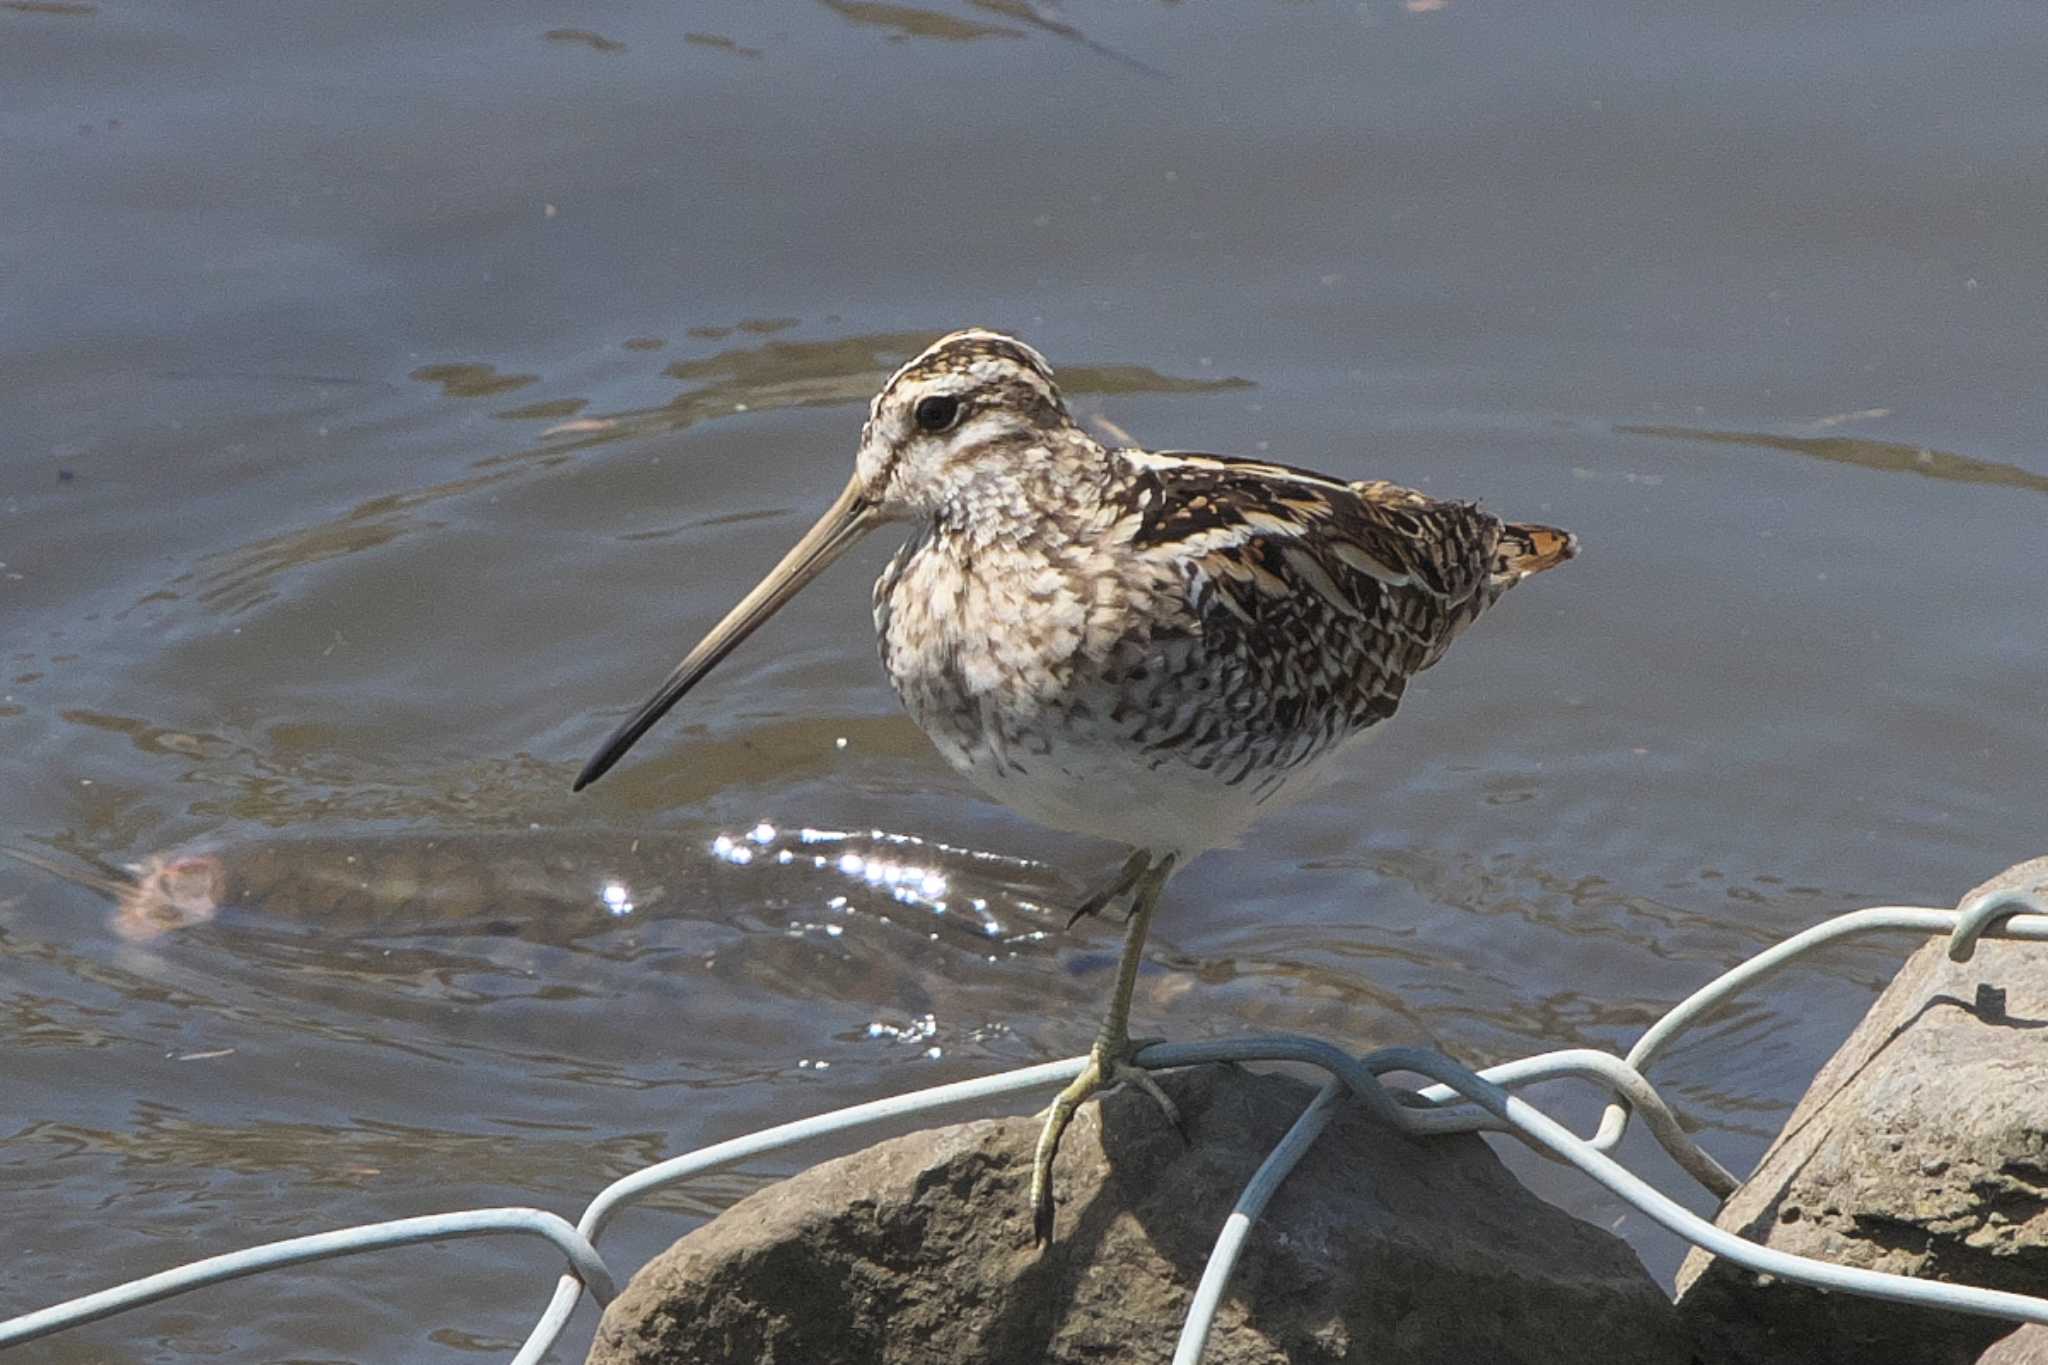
[918,697,1382,858]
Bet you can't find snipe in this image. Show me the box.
[573,329,1577,1242]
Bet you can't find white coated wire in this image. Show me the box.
[1171,1077,1344,1365]
[510,1057,1089,1365]
[5,902,2047,1363]
[1592,904,2048,1152]
[0,1209,613,1350]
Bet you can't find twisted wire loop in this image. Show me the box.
[6,905,2048,1363]
[1592,906,2048,1153]
[1950,887,2048,963]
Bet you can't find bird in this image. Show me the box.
[572,328,1577,1243]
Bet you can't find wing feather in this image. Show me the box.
[1119,449,1503,609]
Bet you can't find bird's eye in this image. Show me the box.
[913,394,961,433]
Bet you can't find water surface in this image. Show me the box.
[4,1,2046,1358]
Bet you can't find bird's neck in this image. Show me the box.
[929,431,1119,550]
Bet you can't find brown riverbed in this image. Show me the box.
[4,3,2046,1359]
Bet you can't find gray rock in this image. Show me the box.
[588,1063,1691,1365]
[1981,1326,2048,1364]
[1674,857,2048,1365]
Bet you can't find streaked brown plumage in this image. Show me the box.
[573,328,1577,1242]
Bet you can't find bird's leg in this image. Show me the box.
[1065,848,1152,929]
[1032,852,1179,1244]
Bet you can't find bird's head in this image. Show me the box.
[853,328,1076,518]
[573,328,1078,791]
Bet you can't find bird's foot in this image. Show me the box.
[1030,1035,1181,1244]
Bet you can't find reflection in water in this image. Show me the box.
[496,397,587,421]
[542,416,618,437]
[818,0,1024,43]
[46,705,582,832]
[58,709,230,761]
[685,32,765,59]
[1,818,1095,1088]
[149,368,390,389]
[656,329,1251,416]
[22,1106,680,1198]
[542,29,626,55]
[42,704,923,838]
[167,328,1250,620]
[661,330,943,393]
[1359,844,1862,962]
[6,823,1069,950]
[182,471,519,614]
[1800,407,1890,429]
[965,1,1167,77]
[408,363,540,399]
[815,0,1159,73]
[1619,424,2048,497]
[685,318,800,340]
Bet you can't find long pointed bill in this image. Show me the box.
[574,474,880,791]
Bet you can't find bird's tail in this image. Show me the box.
[1492,522,1578,587]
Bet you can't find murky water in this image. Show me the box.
[5,2,2045,1359]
